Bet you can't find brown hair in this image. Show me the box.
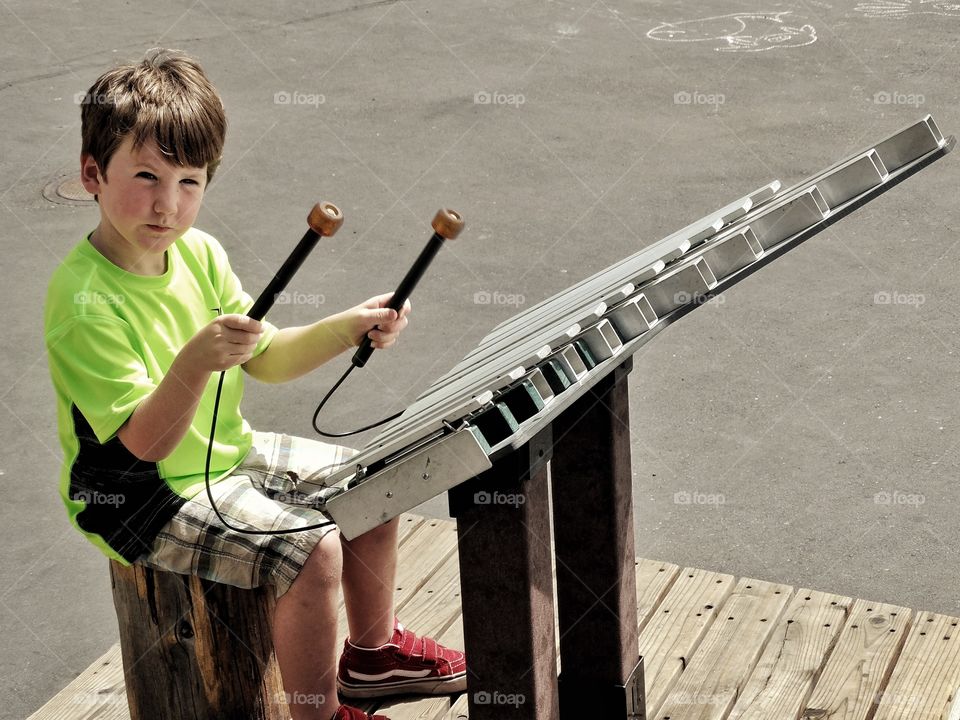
[80,48,226,184]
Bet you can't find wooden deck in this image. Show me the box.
[28,514,960,720]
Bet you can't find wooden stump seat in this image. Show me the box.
[109,560,288,720]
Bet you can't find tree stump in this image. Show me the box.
[109,560,288,720]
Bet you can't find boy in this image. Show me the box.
[44,48,465,720]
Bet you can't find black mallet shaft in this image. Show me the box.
[351,209,464,368]
[248,201,343,321]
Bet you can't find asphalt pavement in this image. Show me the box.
[2,1,959,717]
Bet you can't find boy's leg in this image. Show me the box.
[340,518,400,647]
[273,528,344,720]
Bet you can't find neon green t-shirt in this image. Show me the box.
[44,227,277,563]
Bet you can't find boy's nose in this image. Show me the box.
[153,186,178,216]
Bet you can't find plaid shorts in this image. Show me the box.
[137,431,356,598]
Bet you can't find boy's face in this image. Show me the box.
[80,136,207,269]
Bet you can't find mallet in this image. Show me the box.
[247,201,343,321]
[351,209,464,368]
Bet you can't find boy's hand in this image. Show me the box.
[347,293,411,350]
[182,314,264,372]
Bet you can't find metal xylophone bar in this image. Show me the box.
[351,116,943,448]
[360,143,929,450]
[382,156,882,427]
[325,115,952,540]
[330,117,937,468]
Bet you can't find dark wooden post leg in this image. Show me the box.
[551,358,645,720]
[448,427,560,720]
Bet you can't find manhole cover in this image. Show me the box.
[42,173,95,206]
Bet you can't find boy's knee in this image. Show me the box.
[299,529,343,585]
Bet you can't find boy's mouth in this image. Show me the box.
[146,224,172,233]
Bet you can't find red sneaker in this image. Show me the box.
[337,620,467,698]
[332,705,389,720]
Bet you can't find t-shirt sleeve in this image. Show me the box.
[206,236,278,358]
[46,317,157,444]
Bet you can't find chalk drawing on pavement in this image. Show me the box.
[854,0,960,19]
[646,11,817,53]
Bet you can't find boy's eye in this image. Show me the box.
[137,171,157,180]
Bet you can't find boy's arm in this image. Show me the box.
[117,353,211,461]
[243,294,409,384]
[118,314,263,462]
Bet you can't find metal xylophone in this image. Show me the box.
[324,114,953,540]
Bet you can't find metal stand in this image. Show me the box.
[448,359,645,719]
[552,359,645,719]
[449,428,560,719]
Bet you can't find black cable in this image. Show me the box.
[203,354,404,536]
[204,369,336,536]
[311,363,403,438]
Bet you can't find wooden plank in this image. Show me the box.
[801,599,911,720]
[637,566,736,718]
[948,686,960,720]
[635,558,681,634]
[445,694,470,720]
[873,611,960,720]
[727,589,853,719]
[26,644,130,720]
[654,577,792,720]
[398,514,428,546]
[375,696,451,720]
[393,546,463,634]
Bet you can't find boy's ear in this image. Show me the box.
[79,153,103,199]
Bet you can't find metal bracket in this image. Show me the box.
[325,427,492,540]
